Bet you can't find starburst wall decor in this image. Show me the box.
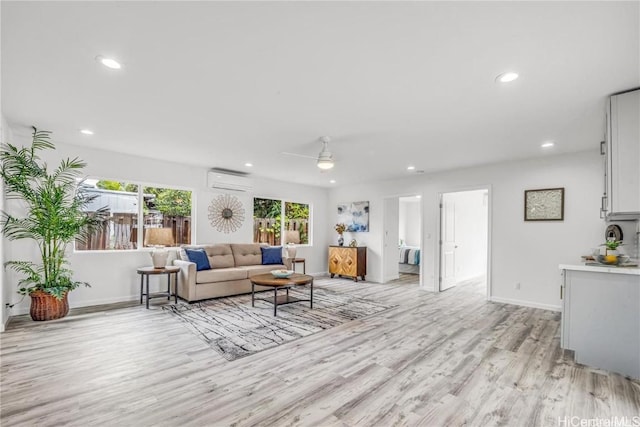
[208,194,245,233]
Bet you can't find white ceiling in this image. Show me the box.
[2,1,639,188]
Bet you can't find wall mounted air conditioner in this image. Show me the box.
[207,168,254,192]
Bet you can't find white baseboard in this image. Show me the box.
[7,294,141,317]
[489,296,561,312]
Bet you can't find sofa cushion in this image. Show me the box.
[231,244,264,266]
[181,244,235,269]
[185,249,211,271]
[261,246,283,265]
[185,248,211,271]
[244,264,287,278]
[196,267,248,284]
[202,244,235,269]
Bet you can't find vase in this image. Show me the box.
[286,244,297,259]
[29,290,69,321]
[151,246,169,268]
[604,249,618,264]
[338,235,344,246]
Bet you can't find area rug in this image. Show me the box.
[163,287,395,361]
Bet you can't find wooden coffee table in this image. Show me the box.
[250,273,314,316]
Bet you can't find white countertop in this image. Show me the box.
[559,264,640,276]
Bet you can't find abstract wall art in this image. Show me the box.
[337,201,370,232]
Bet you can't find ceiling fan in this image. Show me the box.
[281,136,335,170]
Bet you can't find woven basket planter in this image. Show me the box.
[29,290,69,321]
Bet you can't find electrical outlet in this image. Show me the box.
[515,282,521,290]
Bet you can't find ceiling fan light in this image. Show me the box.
[317,156,334,170]
[316,137,334,169]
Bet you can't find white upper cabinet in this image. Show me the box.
[606,89,640,219]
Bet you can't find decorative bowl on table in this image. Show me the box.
[271,269,294,278]
[596,255,617,265]
[596,254,630,265]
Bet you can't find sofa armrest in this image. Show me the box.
[174,259,197,301]
[283,257,293,270]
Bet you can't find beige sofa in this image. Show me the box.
[173,243,292,302]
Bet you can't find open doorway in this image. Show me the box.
[439,189,489,295]
[398,196,422,279]
[382,195,422,285]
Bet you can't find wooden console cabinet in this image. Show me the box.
[328,246,366,282]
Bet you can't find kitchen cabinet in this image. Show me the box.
[560,264,640,379]
[328,246,366,282]
[602,89,640,220]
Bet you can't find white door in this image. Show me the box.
[440,194,457,291]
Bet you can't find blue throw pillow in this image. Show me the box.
[185,248,211,271]
[261,246,283,265]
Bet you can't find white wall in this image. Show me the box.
[399,198,421,247]
[3,136,330,316]
[329,150,604,311]
[446,189,488,282]
[382,197,400,282]
[0,115,13,331]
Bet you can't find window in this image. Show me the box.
[253,198,310,245]
[284,202,309,245]
[76,179,192,250]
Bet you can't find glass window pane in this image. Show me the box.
[253,198,282,245]
[284,202,310,245]
[142,187,192,247]
[76,180,139,250]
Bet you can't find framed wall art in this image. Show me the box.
[337,201,369,232]
[524,188,564,221]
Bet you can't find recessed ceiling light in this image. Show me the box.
[541,141,555,148]
[495,72,519,83]
[244,162,253,167]
[416,195,421,199]
[407,166,416,171]
[96,55,122,70]
[329,179,336,184]
[80,129,94,135]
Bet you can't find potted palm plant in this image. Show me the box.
[0,127,107,321]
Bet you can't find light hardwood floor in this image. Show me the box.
[1,274,639,427]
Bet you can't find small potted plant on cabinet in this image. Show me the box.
[334,223,346,246]
[0,127,107,321]
[601,239,623,264]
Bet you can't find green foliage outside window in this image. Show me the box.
[96,180,123,191]
[253,198,310,244]
[143,187,192,217]
[94,181,190,216]
[254,198,281,240]
[285,202,309,244]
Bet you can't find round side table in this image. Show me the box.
[137,266,180,309]
[292,258,306,274]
